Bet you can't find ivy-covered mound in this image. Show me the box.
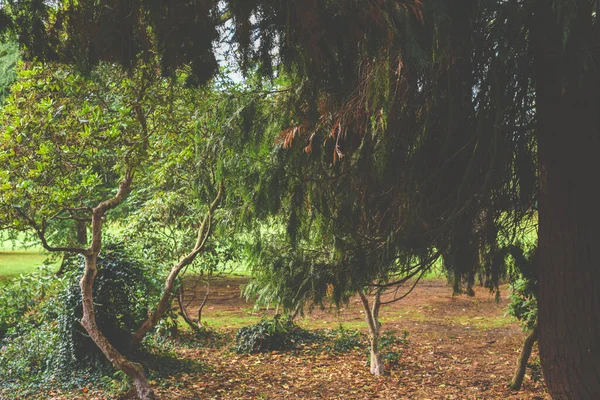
[0,241,160,398]
[235,316,314,354]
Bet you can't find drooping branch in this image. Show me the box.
[132,182,224,345]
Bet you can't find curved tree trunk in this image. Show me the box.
[533,2,600,398]
[81,254,155,400]
[132,183,223,346]
[78,172,155,399]
[509,322,538,391]
[176,284,209,333]
[359,290,385,376]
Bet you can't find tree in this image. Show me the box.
[3,1,600,397]
[0,62,155,398]
[0,58,271,397]
[532,2,600,397]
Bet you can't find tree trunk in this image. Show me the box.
[132,182,223,346]
[509,322,538,391]
[132,261,188,345]
[76,219,87,245]
[369,335,385,376]
[48,172,156,399]
[359,290,385,376]
[75,173,156,400]
[533,2,600,398]
[197,280,209,326]
[81,254,155,400]
[56,220,88,277]
[177,285,203,333]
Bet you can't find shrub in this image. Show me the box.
[507,277,537,331]
[379,330,409,367]
[54,241,161,373]
[0,266,62,338]
[0,268,71,396]
[234,315,312,353]
[327,327,364,353]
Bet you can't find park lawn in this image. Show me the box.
[0,250,58,280]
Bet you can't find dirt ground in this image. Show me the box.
[144,276,549,400]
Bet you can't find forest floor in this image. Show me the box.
[34,276,549,399]
[106,276,548,400]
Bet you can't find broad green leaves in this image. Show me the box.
[0,62,152,244]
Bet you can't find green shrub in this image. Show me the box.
[327,327,364,353]
[234,315,312,353]
[507,277,537,331]
[0,268,71,396]
[379,330,409,367]
[54,241,161,373]
[0,265,62,338]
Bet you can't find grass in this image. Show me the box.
[0,251,57,280]
[202,313,263,329]
[0,233,59,280]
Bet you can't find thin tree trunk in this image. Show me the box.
[509,322,538,391]
[132,183,223,346]
[56,220,88,277]
[177,285,200,332]
[359,290,385,376]
[533,2,600,398]
[197,280,209,326]
[76,219,87,245]
[176,282,210,333]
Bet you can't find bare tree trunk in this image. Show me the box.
[76,219,87,246]
[509,322,538,391]
[176,282,210,333]
[56,220,88,277]
[132,183,223,346]
[197,280,209,326]
[359,290,385,376]
[533,2,600,398]
[78,172,155,400]
[177,285,197,331]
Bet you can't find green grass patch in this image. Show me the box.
[202,311,263,329]
[298,319,367,331]
[0,251,58,280]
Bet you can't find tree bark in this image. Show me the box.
[509,322,538,391]
[196,280,210,326]
[132,182,223,346]
[533,2,600,398]
[176,283,208,333]
[359,290,385,376]
[78,172,156,400]
[76,219,87,245]
[81,254,155,400]
[56,220,88,277]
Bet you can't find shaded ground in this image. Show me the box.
[140,276,548,399]
[34,276,548,399]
